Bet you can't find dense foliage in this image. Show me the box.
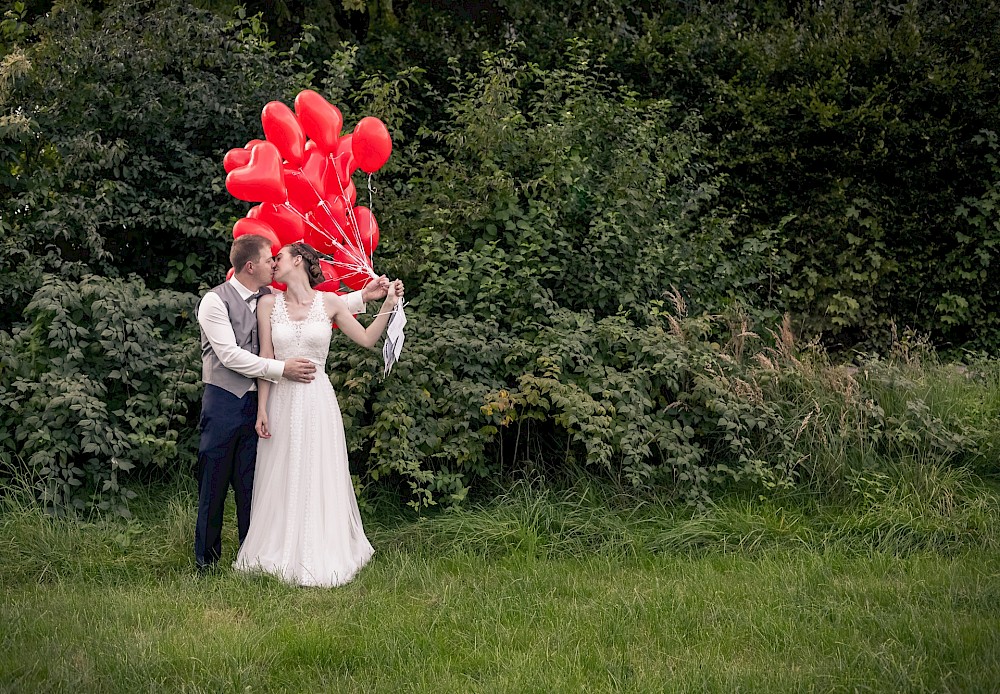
[0,2,301,326]
[654,1,1000,347]
[0,274,199,515]
[1,0,997,513]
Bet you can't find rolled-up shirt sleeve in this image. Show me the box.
[197,293,284,382]
[344,290,366,315]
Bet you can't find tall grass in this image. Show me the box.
[726,315,1000,501]
[0,480,192,586]
[4,458,999,589]
[379,469,1000,559]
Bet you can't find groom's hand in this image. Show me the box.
[362,275,390,302]
[283,358,317,383]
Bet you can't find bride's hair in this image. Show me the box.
[287,243,325,287]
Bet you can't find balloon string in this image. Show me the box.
[334,160,366,258]
[279,199,356,264]
[367,173,377,212]
[369,301,408,319]
[328,152,373,268]
[294,168,357,256]
[363,174,378,264]
[281,200,377,279]
[282,201,367,269]
[366,176,379,260]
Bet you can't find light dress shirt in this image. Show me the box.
[197,278,367,389]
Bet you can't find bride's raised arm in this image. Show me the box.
[323,280,403,349]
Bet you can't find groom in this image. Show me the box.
[194,233,388,571]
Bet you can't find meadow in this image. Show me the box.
[3,477,999,693]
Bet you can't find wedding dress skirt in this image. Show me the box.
[234,292,374,587]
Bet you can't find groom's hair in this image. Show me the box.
[230,235,272,273]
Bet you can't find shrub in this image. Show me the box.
[0,274,201,516]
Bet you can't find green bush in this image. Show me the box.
[0,274,200,516]
[0,2,303,327]
[3,2,998,514]
[322,42,804,507]
[631,0,1000,348]
[328,291,998,510]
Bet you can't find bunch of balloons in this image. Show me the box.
[223,90,392,293]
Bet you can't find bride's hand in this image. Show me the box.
[387,279,404,306]
[256,411,271,439]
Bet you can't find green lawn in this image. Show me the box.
[2,486,999,693]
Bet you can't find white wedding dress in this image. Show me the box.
[234,292,374,587]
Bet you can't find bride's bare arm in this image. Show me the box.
[323,280,403,349]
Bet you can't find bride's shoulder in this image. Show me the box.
[320,290,346,313]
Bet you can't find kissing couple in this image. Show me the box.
[195,233,403,586]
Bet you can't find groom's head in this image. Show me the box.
[231,235,275,289]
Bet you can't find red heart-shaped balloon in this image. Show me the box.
[333,134,357,184]
[226,142,286,205]
[314,278,340,293]
[232,217,281,256]
[223,147,251,173]
[325,137,358,207]
[317,198,349,240]
[319,259,340,282]
[352,116,392,173]
[299,148,328,198]
[294,90,343,154]
[303,211,339,255]
[351,206,380,256]
[285,170,322,212]
[262,101,306,168]
[332,245,371,291]
[251,203,305,246]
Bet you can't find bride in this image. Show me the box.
[234,242,403,587]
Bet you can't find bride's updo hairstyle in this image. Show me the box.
[287,242,325,287]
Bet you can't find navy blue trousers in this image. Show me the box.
[194,384,258,568]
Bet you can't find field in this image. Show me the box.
[3,481,998,693]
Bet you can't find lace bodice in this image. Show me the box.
[270,292,332,368]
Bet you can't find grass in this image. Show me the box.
[3,476,1000,693]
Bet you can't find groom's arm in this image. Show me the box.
[342,290,366,316]
[197,293,284,382]
[343,275,391,315]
